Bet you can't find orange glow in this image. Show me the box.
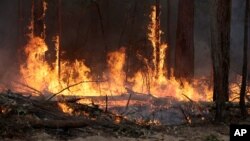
[148,6,157,69]
[17,3,214,105]
[58,102,73,115]
[106,47,126,94]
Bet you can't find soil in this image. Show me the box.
[2,124,230,141]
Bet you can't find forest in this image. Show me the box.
[0,0,250,140]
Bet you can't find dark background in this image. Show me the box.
[0,0,249,82]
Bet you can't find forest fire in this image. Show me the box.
[14,4,213,104]
[1,0,250,140]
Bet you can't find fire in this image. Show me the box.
[106,47,126,94]
[17,3,213,104]
[58,102,73,115]
[148,6,157,68]
[129,5,212,101]
[19,36,99,96]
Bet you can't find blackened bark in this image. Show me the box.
[58,0,62,79]
[33,0,45,38]
[239,0,249,117]
[166,0,171,78]
[210,0,231,122]
[155,0,160,78]
[175,0,194,80]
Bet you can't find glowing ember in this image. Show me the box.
[58,102,73,115]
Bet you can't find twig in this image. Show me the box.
[179,106,192,125]
[181,93,195,103]
[13,81,44,96]
[105,94,108,112]
[125,92,132,111]
[47,80,106,101]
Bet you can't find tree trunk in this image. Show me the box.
[57,0,62,80]
[166,0,171,78]
[239,0,249,117]
[210,0,231,122]
[33,0,45,38]
[155,0,160,78]
[175,0,194,80]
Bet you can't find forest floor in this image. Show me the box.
[1,90,250,141]
[1,123,231,141]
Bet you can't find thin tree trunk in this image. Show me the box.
[125,1,137,83]
[155,0,160,78]
[175,0,194,80]
[33,0,45,38]
[166,0,171,79]
[57,0,62,80]
[210,0,231,122]
[239,0,249,117]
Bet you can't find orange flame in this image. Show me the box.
[58,102,73,115]
[17,3,213,104]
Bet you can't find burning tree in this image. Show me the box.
[2,0,250,140]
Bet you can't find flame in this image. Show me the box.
[148,6,157,68]
[17,3,214,105]
[130,5,212,101]
[106,47,126,94]
[58,102,73,115]
[42,0,47,39]
[147,6,167,79]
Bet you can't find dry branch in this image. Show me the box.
[47,80,107,101]
[13,81,43,96]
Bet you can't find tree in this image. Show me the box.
[210,0,231,122]
[175,0,194,80]
[239,0,249,117]
[33,0,46,38]
[166,0,171,78]
[155,0,160,78]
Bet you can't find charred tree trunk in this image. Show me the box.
[166,0,171,78]
[57,0,62,79]
[210,0,231,122]
[155,0,160,78]
[175,0,194,80]
[33,0,45,38]
[239,0,249,117]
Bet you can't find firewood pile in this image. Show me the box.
[0,90,155,139]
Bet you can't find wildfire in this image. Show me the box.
[17,3,213,105]
[58,102,73,115]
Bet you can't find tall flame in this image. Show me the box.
[147,6,167,79]
[17,3,213,102]
[106,47,126,94]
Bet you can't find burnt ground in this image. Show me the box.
[1,90,250,141]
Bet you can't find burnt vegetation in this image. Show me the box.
[0,0,250,140]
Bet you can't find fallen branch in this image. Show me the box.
[13,81,43,96]
[125,92,132,111]
[47,80,107,101]
[179,106,192,125]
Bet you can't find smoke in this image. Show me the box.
[231,0,245,74]
[0,0,20,86]
[194,0,247,79]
